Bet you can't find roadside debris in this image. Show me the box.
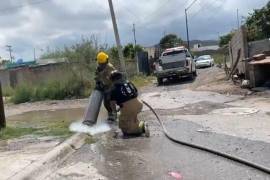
[197,127,212,133]
[212,107,259,116]
[168,171,182,179]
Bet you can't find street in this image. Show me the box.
[0,1,269,180]
[46,68,270,180]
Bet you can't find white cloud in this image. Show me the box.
[0,0,268,60]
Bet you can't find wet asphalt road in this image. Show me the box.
[48,69,270,180]
[51,118,270,180]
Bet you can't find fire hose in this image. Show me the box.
[142,100,270,175]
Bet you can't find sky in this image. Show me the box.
[0,0,268,61]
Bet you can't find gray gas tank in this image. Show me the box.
[82,90,103,125]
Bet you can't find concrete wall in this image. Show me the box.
[0,70,10,87]
[0,63,69,88]
[247,39,270,87]
[248,39,270,57]
[249,64,270,87]
[144,47,156,59]
[229,26,248,75]
[126,61,138,76]
[1,61,139,89]
[15,63,69,86]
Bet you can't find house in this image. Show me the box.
[192,44,220,52]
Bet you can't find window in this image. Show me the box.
[163,50,185,57]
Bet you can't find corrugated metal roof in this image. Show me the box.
[249,57,270,65]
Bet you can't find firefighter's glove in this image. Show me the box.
[95,81,105,91]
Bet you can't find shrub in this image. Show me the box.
[2,86,14,97]
[10,75,90,104]
[12,85,33,104]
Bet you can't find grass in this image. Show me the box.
[0,126,37,140]
[34,119,74,137]
[212,54,225,65]
[0,74,154,140]
[130,75,155,88]
[7,74,153,104]
[0,108,85,140]
[2,86,14,97]
[0,124,73,140]
[10,77,89,104]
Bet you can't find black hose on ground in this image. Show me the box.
[142,100,270,175]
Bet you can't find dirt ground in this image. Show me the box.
[45,67,270,180]
[2,66,270,180]
[3,66,264,117]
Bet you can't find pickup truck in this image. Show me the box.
[154,46,197,85]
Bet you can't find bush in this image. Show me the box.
[11,76,89,104]
[12,85,33,104]
[2,86,14,97]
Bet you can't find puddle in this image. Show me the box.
[155,101,230,116]
[211,107,259,115]
[141,89,240,110]
[7,108,85,129]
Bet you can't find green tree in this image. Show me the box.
[123,44,144,59]
[159,34,183,49]
[123,43,134,58]
[109,46,119,60]
[219,32,235,47]
[246,2,270,41]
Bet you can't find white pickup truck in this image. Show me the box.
[154,46,197,85]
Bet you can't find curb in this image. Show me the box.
[9,133,89,180]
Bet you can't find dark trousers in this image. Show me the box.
[104,91,113,114]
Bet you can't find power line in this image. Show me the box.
[135,0,172,28]
[114,0,141,23]
[189,0,221,19]
[186,0,199,10]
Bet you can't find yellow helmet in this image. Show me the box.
[97,52,109,64]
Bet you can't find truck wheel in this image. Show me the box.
[157,77,163,85]
[193,70,197,77]
[193,70,198,77]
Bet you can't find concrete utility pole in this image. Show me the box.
[34,48,36,61]
[6,45,13,63]
[0,82,6,129]
[185,9,190,50]
[237,9,240,29]
[108,0,126,73]
[132,23,137,47]
[185,0,198,50]
[132,23,139,73]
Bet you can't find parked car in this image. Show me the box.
[195,55,214,68]
[154,46,197,85]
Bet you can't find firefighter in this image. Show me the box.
[95,51,117,122]
[110,71,150,137]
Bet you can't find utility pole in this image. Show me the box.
[6,45,13,63]
[132,24,137,47]
[132,23,139,73]
[185,0,198,50]
[0,82,6,129]
[34,48,36,61]
[237,9,240,29]
[108,0,126,73]
[163,30,166,37]
[185,9,190,50]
